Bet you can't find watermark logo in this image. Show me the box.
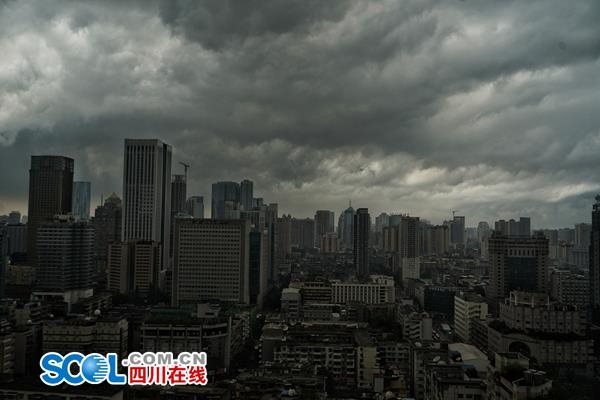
[40,351,208,386]
[40,352,125,386]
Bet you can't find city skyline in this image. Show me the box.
[1,1,600,227]
[1,145,599,229]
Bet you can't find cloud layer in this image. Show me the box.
[1,0,599,227]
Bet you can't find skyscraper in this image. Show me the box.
[7,211,20,225]
[91,193,122,277]
[240,179,254,211]
[170,175,187,215]
[374,212,390,249]
[290,217,315,249]
[0,230,7,298]
[314,210,335,248]
[487,231,549,305]
[186,196,204,218]
[353,208,370,277]
[3,223,27,257]
[72,181,91,220]
[590,195,600,323]
[248,229,269,306]
[449,215,465,247]
[399,216,420,283]
[494,217,531,237]
[107,240,160,296]
[575,222,591,249]
[339,204,355,251]
[122,139,172,269]
[172,218,250,305]
[211,181,240,219]
[27,155,74,266]
[35,215,94,300]
[518,217,531,237]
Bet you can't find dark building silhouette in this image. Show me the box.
[314,210,335,248]
[35,215,94,292]
[240,179,254,212]
[91,193,122,280]
[353,208,370,277]
[590,195,600,323]
[27,155,74,266]
[487,231,549,305]
[171,175,187,215]
[211,181,240,219]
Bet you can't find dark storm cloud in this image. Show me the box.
[0,0,599,226]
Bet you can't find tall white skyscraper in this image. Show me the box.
[122,139,172,269]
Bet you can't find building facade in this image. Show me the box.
[353,208,370,277]
[27,155,74,266]
[122,139,172,270]
[172,218,250,305]
[72,181,91,220]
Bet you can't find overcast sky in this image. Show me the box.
[1,0,599,227]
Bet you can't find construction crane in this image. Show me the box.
[179,161,190,180]
[452,210,458,219]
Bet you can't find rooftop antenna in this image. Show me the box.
[452,210,458,218]
[179,161,190,181]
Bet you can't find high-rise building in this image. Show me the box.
[27,155,74,265]
[590,195,600,323]
[276,215,292,260]
[122,139,172,270]
[574,223,591,249]
[0,230,7,298]
[186,196,204,218]
[211,181,240,219]
[35,215,94,301]
[449,215,465,247]
[399,216,420,283]
[7,211,20,225]
[320,232,339,254]
[107,240,160,296]
[338,204,355,251]
[290,218,315,250]
[383,216,420,283]
[172,218,250,306]
[170,175,187,215]
[72,181,91,220]
[353,208,370,277]
[477,221,491,259]
[249,229,269,306]
[420,225,450,256]
[374,212,390,249]
[495,217,531,237]
[3,223,27,257]
[265,203,278,280]
[488,231,549,304]
[169,174,187,258]
[454,292,488,343]
[314,210,335,248]
[518,217,531,237]
[91,193,122,275]
[477,221,490,243]
[550,270,589,308]
[240,179,254,211]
